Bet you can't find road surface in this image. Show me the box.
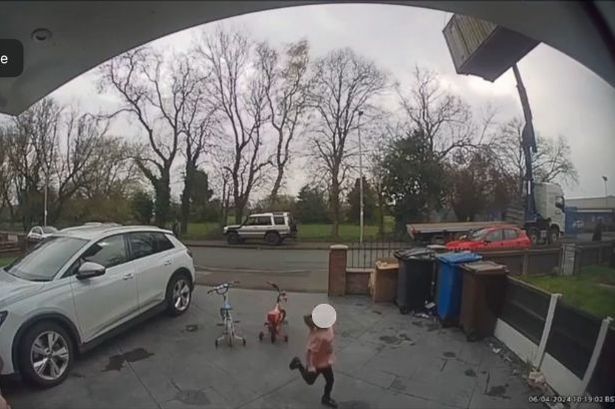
[189,246,330,292]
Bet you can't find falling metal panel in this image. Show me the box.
[443,14,540,81]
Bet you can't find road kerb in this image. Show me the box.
[184,241,335,250]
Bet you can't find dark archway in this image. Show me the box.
[0,1,613,115]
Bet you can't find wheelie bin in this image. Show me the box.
[394,247,436,314]
[435,251,482,324]
[459,261,508,341]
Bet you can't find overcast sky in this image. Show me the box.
[48,3,615,200]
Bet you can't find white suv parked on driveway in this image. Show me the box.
[0,225,195,387]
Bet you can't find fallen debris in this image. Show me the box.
[528,370,549,394]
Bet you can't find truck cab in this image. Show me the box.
[529,182,566,244]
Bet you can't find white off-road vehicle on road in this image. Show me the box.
[223,212,297,245]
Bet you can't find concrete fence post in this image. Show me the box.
[328,244,348,296]
[522,250,529,275]
[534,293,561,368]
[573,316,614,409]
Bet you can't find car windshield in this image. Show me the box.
[469,229,489,242]
[2,236,88,281]
[41,226,58,234]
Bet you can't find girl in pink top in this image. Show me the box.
[289,303,338,408]
[0,357,11,409]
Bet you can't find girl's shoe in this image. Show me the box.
[321,396,338,408]
[289,357,301,370]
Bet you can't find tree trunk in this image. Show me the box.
[180,164,194,234]
[377,191,385,238]
[330,178,340,239]
[270,168,284,207]
[235,202,244,224]
[219,178,229,230]
[154,172,171,228]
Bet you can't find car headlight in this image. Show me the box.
[0,311,7,328]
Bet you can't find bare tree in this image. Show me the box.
[99,47,192,227]
[257,39,311,205]
[493,118,578,193]
[4,99,110,228]
[397,66,475,161]
[0,126,15,221]
[367,144,389,237]
[48,111,110,222]
[79,135,141,200]
[7,99,60,229]
[308,47,387,238]
[195,28,271,223]
[208,147,235,229]
[179,62,218,234]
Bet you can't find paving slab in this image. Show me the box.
[2,288,539,409]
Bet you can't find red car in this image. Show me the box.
[446,225,532,251]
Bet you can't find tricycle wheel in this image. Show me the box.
[243,339,247,346]
[270,332,276,343]
[258,332,264,341]
[214,339,218,348]
[284,335,289,342]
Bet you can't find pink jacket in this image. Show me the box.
[307,327,335,369]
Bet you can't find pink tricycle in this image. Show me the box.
[259,281,288,343]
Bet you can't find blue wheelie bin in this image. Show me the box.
[435,251,482,324]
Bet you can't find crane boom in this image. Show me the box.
[512,64,538,222]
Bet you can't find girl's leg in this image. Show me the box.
[289,357,319,385]
[298,363,319,385]
[321,366,334,398]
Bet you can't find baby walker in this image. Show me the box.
[258,281,288,343]
[207,281,246,348]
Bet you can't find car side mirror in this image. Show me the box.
[555,196,565,209]
[76,262,106,280]
[483,239,491,244]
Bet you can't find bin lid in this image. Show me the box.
[436,251,482,265]
[461,260,507,275]
[394,247,435,261]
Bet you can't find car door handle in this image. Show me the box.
[163,260,172,266]
[123,273,134,280]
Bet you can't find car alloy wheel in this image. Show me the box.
[30,331,70,381]
[173,278,191,312]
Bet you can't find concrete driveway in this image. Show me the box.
[1,287,540,409]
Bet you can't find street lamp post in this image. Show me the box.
[603,176,608,207]
[43,167,49,227]
[358,110,364,244]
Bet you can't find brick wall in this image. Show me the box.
[346,269,371,295]
[328,245,348,296]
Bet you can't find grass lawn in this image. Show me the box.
[183,216,396,242]
[0,257,15,267]
[297,222,394,242]
[183,222,222,240]
[519,266,615,321]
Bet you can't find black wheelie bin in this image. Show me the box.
[394,247,436,314]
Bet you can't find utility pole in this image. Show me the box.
[603,176,608,207]
[358,110,364,244]
[43,167,49,227]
